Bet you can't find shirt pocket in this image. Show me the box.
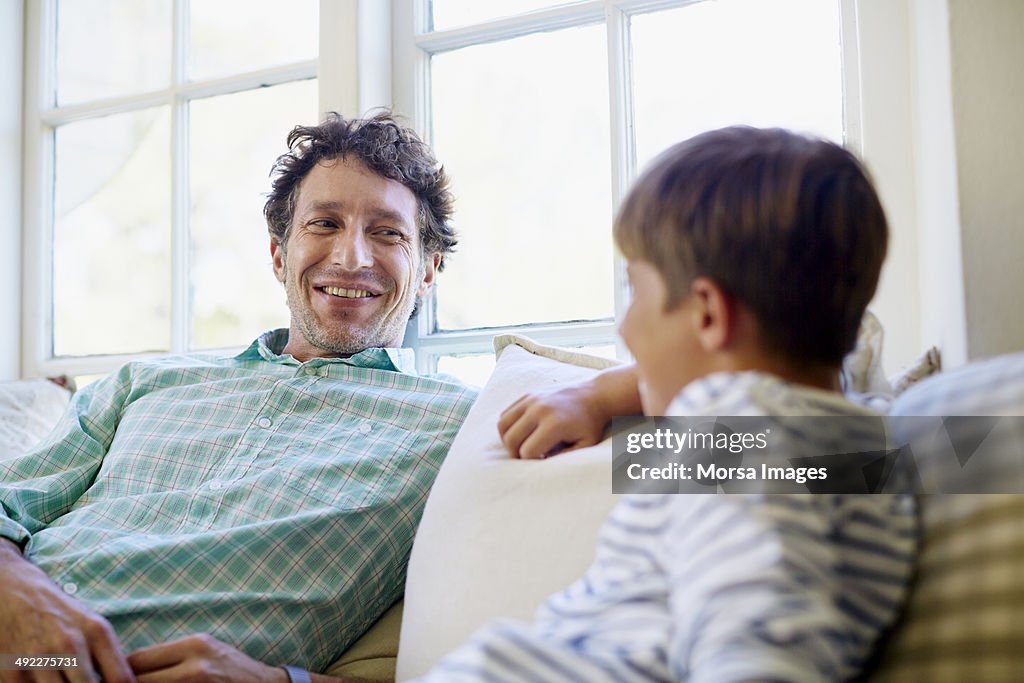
[268,421,435,511]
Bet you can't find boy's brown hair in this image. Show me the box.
[614,126,888,367]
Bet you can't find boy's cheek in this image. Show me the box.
[618,305,647,358]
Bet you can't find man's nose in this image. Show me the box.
[330,229,374,270]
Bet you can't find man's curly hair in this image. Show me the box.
[264,111,457,269]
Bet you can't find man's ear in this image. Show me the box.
[417,252,442,296]
[271,238,286,284]
[689,276,734,352]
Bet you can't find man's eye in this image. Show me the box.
[309,219,337,230]
[374,228,403,240]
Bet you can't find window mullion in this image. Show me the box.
[393,1,435,375]
[606,1,634,358]
[408,0,436,373]
[414,1,605,53]
[21,0,57,379]
[170,0,190,354]
[839,0,863,153]
[416,321,619,353]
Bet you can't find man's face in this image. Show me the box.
[619,259,703,415]
[271,156,439,361]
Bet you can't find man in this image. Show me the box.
[0,112,478,683]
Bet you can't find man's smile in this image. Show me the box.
[312,284,385,310]
[320,286,378,299]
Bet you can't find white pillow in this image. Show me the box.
[0,379,71,460]
[396,338,621,681]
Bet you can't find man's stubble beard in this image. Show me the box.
[283,263,421,355]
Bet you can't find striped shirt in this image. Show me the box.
[0,329,476,671]
[420,372,918,682]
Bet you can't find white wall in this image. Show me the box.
[0,0,23,380]
[909,0,1024,368]
[857,0,923,376]
[948,0,1024,361]
[912,0,969,367]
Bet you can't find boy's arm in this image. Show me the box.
[498,364,642,459]
[665,496,853,682]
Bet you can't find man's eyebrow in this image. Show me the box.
[301,200,346,216]
[365,207,413,227]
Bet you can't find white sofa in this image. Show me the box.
[5,338,1024,682]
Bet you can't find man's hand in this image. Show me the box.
[128,635,288,683]
[498,364,642,459]
[0,539,135,683]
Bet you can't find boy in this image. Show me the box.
[418,127,917,681]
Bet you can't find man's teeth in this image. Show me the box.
[323,286,373,298]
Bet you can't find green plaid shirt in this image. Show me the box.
[0,329,477,671]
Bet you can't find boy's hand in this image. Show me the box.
[498,382,605,459]
[498,364,643,459]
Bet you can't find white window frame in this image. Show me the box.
[20,0,925,381]
[392,0,867,375]
[20,0,369,380]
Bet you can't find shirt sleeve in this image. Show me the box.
[664,494,914,683]
[0,365,133,547]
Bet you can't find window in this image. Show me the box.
[23,0,866,385]
[395,0,857,383]
[23,0,323,379]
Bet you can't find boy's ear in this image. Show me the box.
[689,276,733,352]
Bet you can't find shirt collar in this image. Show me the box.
[235,329,417,374]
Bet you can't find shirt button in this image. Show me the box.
[257,417,272,429]
[210,482,224,491]
[62,582,78,595]
[358,423,372,434]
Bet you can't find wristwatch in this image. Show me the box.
[282,665,313,683]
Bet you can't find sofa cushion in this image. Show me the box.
[324,600,403,682]
[870,351,1024,682]
[396,337,621,681]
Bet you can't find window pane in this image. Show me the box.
[431,0,583,30]
[73,374,107,389]
[189,0,318,81]
[189,80,319,349]
[632,0,844,169]
[438,344,618,387]
[431,25,613,330]
[56,0,171,105]
[436,353,497,388]
[54,108,171,356]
